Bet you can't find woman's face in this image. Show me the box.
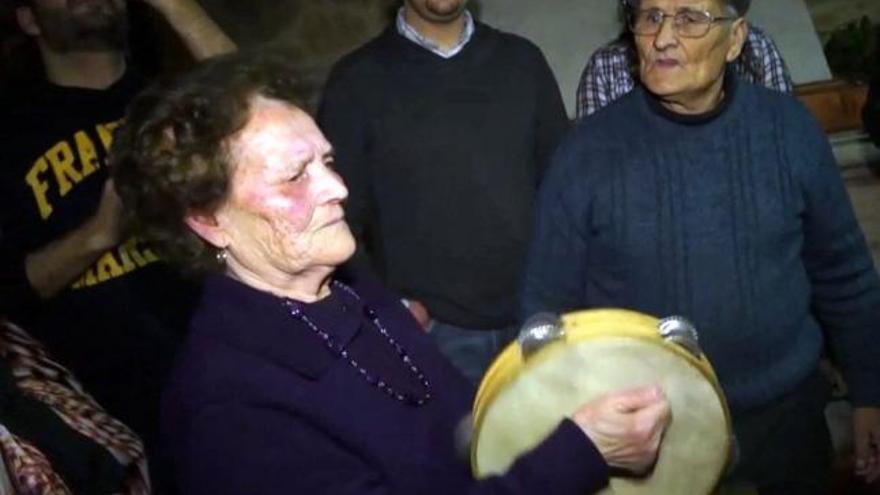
[634,0,744,111]
[214,96,355,283]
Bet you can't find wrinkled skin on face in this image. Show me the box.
[405,0,468,24]
[213,97,355,293]
[28,0,128,51]
[634,0,746,113]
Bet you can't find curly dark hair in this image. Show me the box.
[111,49,308,272]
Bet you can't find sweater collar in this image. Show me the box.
[642,67,738,126]
[395,7,475,59]
[197,274,363,380]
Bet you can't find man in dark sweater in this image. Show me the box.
[523,0,880,491]
[319,0,569,383]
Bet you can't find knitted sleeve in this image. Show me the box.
[792,102,880,406]
[177,402,607,495]
[520,133,592,319]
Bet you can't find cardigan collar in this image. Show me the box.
[196,273,364,380]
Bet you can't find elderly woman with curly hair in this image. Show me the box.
[109,50,670,494]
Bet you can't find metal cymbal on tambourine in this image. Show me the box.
[472,309,732,495]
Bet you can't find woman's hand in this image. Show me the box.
[571,385,671,474]
[853,406,880,483]
[404,299,432,330]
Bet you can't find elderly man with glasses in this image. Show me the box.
[522,0,880,492]
[575,0,791,119]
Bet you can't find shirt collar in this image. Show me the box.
[642,68,738,126]
[395,6,475,59]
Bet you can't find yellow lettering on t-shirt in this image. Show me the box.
[82,268,98,288]
[68,237,162,291]
[25,157,53,220]
[124,237,150,267]
[95,252,125,283]
[74,131,99,177]
[142,246,159,263]
[118,243,137,272]
[45,141,81,197]
[96,121,120,152]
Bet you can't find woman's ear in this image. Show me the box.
[725,18,748,63]
[184,210,228,249]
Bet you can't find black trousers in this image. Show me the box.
[726,368,833,495]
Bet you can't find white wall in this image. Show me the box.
[479,0,832,117]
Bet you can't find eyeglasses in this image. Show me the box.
[628,8,738,38]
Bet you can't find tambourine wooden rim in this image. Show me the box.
[471,308,732,479]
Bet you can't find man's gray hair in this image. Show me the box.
[623,0,751,16]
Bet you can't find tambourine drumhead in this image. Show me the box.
[472,309,731,495]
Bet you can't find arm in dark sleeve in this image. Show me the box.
[0,240,41,317]
[864,75,880,147]
[520,137,591,319]
[174,404,389,495]
[177,404,607,495]
[0,199,40,316]
[795,106,880,406]
[530,46,571,181]
[318,64,379,271]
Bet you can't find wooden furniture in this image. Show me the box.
[795,79,869,134]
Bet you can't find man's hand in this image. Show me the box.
[86,179,124,251]
[25,179,124,298]
[853,406,880,483]
[572,385,671,474]
[405,299,431,330]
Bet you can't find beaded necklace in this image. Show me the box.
[283,281,432,407]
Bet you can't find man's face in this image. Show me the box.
[405,0,468,24]
[26,0,128,52]
[634,0,744,106]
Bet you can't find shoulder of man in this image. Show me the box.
[327,25,399,77]
[575,87,642,133]
[474,21,546,61]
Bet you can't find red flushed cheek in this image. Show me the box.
[242,185,315,233]
[276,199,314,232]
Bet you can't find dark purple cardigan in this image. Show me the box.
[160,269,608,494]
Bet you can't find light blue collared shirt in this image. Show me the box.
[395,7,475,59]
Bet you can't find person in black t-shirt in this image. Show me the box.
[0,0,235,478]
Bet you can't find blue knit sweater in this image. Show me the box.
[522,76,880,412]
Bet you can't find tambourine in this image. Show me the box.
[472,309,731,494]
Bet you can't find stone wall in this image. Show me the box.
[200,0,397,111]
[191,0,851,114]
[806,0,880,39]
